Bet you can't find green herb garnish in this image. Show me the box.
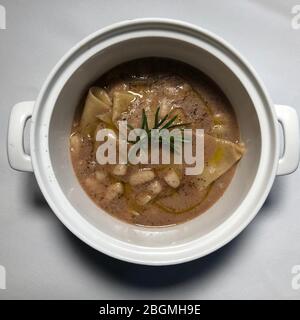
[127,107,191,151]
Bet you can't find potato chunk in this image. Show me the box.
[129,169,155,186]
[163,168,180,188]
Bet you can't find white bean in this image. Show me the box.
[148,180,162,194]
[85,176,99,191]
[105,182,124,201]
[164,168,180,188]
[136,193,153,206]
[112,164,127,176]
[95,170,107,181]
[129,170,155,186]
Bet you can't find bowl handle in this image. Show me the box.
[7,101,35,172]
[275,104,300,175]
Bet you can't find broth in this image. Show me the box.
[70,58,244,226]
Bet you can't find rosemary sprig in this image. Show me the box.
[161,115,178,129]
[127,107,191,149]
[168,123,191,129]
[142,109,149,133]
[154,107,160,128]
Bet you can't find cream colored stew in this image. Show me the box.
[70,58,245,226]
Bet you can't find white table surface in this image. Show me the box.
[0,0,300,300]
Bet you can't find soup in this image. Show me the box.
[70,58,244,226]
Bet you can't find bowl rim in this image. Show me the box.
[30,18,279,265]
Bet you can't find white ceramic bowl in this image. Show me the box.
[7,19,300,265]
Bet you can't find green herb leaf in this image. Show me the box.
[161,115,178,129]
[141,109,150,133]
[128,107,192,153]
[156,113,169,128]
[154,107,160,128]
[168,122,191,129]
